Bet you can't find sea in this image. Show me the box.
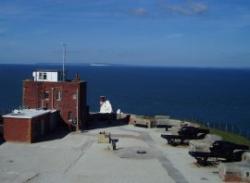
[0,64,250,137]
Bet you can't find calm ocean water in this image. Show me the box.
[0,64,250,135]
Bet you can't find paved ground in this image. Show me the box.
[0,125,222,183]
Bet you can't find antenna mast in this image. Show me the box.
[62,43,66,81]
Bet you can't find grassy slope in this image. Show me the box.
[209,128,250,146]
[141,115,250,146]
[189,121,250,146]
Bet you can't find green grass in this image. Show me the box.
[143,116,250,146]
[209,128,250,146]
[180,120,250,146]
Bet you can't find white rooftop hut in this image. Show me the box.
[32,70,64,82]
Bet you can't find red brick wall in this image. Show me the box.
[3,112,51,143]
[223,175,242,182]
[4,118,31,143]
[23,80,87,129]
[80,82,87,128]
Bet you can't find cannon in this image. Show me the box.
[161,126,210,146]
[189,140,249,165]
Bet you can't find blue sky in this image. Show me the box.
[0,0,250,67]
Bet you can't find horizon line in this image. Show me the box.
[0,62,250,70]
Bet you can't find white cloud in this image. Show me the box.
[158,0,208,16]
[191,2,207,14]
[130,8,148,16]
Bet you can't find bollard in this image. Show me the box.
[111,139,119,150]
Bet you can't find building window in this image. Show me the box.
[56,90,62,101]
[43,91,49,99]
[39,72,47,80]
[68,111,73,122]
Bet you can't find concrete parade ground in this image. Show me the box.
[0,125,222,183]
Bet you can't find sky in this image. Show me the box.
[0,0,250,67]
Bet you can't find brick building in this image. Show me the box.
[3,109,58,143]
[23,70,88,130]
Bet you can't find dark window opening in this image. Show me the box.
[68,111,73,122]
[39,72,47,80]
[43,91,49,99]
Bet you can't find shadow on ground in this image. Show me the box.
[38,125,69,142]
[0,116,3,145]
[0,136,4,146]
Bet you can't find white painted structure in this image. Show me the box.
[32,70,63,82]
[3,109,53,119]
[100,100,113,113]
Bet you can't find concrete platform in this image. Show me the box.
[0,125,222,183]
